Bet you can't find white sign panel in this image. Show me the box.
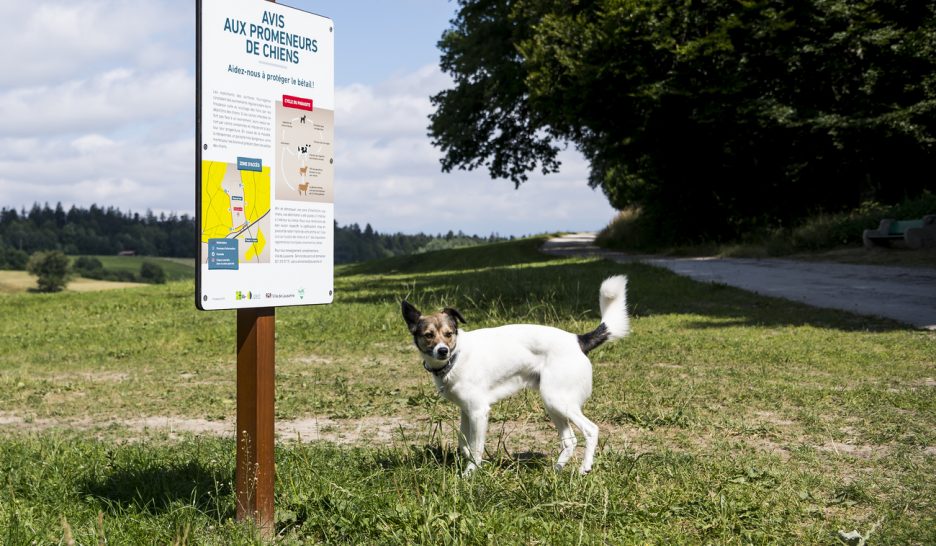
[196,0,334,310]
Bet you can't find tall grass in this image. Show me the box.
[788,192,936,251]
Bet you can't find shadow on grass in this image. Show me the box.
[373,444,461,471]
[340,238,558,277]
[373,443,552,472]
[82,460,233,517]
[333,245,907,332]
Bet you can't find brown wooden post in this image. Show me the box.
[236,307,275,536]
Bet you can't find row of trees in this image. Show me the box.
[0,203,504,265]
[0,203,194,257]
[430,0,935,243]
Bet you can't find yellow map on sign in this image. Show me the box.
[201,160,271,264]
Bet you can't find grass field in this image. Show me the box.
[0,270,145,294]
[0,255,193,294]
[1,238,934,544]
[77,255,196,281]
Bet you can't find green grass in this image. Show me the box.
[76,254,196,281]
[0,270,145,294]
[1,238,934,543]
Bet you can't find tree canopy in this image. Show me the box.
[26,250,71,292]
[430,0,936,242]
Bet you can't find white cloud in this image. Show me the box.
[336,65,447,138]
[0,0,191,87]
[71,134,116,152]
[0,68,192,138]
[0,131,194,213]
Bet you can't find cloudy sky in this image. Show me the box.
[0,0,616,236]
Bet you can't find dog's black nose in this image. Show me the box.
[437,346,449,358]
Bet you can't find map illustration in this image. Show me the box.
[201,160,271,265]
[274,101,334,203]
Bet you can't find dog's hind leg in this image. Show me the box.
[540,353,595,473]
[567,408,599,475]
[546,408,577,471]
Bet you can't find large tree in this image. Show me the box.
[430,0,936,242]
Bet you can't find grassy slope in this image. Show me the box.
[1,238,934,544]
[78,255,196,281]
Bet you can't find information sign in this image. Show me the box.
[197,0,334,310]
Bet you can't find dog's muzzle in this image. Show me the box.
[424,345,458,377]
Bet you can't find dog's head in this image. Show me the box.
[401,301,466,362]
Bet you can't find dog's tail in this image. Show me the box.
[577,275,629,354]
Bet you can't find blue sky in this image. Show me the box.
[0,0,615,236]
[292,0,456,85]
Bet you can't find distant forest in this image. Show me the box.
[0,203,505,268]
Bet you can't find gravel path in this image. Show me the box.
[542,233,936,330]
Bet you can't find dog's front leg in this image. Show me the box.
[462,406,489,476]
[458,410,471,459]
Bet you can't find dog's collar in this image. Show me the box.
[424,351,458,377]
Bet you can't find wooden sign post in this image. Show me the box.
[236,307,276,535]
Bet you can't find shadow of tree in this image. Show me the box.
[340,238,558,277]
[372,442,552,473]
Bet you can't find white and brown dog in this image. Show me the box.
[402,275,629,474]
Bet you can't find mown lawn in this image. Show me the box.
[0,238,933,544]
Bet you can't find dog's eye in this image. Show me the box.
[423,332,433,339]
[444,332,453,338]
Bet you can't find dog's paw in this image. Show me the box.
[578,465,592,476]
[461,463,478,477]
[554,463,565,472]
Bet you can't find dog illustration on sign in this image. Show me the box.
[298,182,309,196]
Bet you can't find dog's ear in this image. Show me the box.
[442,307,467,327]
[401,300,422,332]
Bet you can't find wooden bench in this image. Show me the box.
[863,215,936,249]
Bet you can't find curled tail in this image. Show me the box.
[578,275,630,354]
